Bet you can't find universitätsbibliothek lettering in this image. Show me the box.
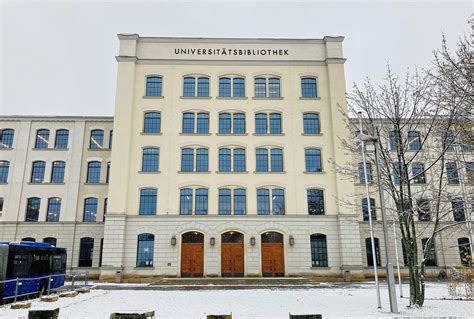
[174,48,290,56]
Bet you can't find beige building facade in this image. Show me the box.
[0,35,471,280]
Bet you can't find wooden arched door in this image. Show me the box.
[221,232,244,277]
[261,232,284,277]
[181,232,204,277]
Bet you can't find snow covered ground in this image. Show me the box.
[1,282,472,318]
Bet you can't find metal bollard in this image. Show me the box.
[14,278,19,303]
[85,271,89,287]
[71,274,75,291]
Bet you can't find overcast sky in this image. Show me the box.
[1,0,470,116]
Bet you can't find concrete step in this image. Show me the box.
[149,277,322,286]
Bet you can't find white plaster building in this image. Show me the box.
[0,35,471,281]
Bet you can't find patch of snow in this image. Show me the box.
[0,282,472,318]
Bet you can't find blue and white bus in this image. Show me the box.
[0,241,67,302]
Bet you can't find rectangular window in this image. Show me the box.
[86,162,101,183]
[197,78,209,97]
[143,112,161,133]
[233,78,245,97]
[196,149,208,172]
[219,149,231,172]
[35,129,50,149]
[233,113,246,134]
[269,113,282,134]
[195,188,208,215]
[268,78,280,97]
[358,162,372,183]
[142,148,159,172]
[139,189,157,215]
[408,131,421,150]
[0,129,14,149]
[31,161,46,183]
[310,234,328,267]
[417,199,431,221]
[146,77,162,97]
[467,162,474,185]
[109,130,113,149]
[196,113,209,134]
[362,197,376,221]
[0,198,3,212]
[301,78,317,98]
[218,188,231,215]
[219,78,231,97]
[233,189,246,215]
[254,78,266,97]
[412,163,426,184]
[270,149,284,172]
[389,131,399,150]
[51,161,65,183]
[393,162,402,185]
[54,130,69,149]
[83,198,98,222]
[257,189,270,215]
[182,113,195,133]
[255,113,267,134]
[272,189,285,215]
[421,238,437,266]
[256,149,268,172]
[46,198,61,222]
[89,130,104,149]
[0,161,9,183]
[233,149,246,172]
[446,162,459,184]
[303,113,320,134]
[307,189,324,215]
[180,189,193,215]
[183,77,195,96]
[136,234,154,267]
[305,149,321,172]
[219,113,231,134]
[452,199,466,222]
[181,148,194,172]
[25,197,40,222]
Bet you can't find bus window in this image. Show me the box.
[10,253,30,276]
[31,252,51,275]
[52,255,62,272]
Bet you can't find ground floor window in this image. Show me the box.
[136,233,154,267]
[310,233,328,267]
[457,237,471,266]
[78,237,94,267]
[43,237,57,246]
[421,237,437,267]
[365,237,381,266]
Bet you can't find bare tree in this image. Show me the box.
[342,36,472,307]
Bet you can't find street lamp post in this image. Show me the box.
[357,116,381,309]
[356,120,399,313]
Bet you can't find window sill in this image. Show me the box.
[179,133,211,136]
[180,96,212,99]
[252,133,285,136]
[216,97,248,100]
[31,148,69,151]
[84,182,109,185]
[142,96,164,99]
[87,148,111,151]
[299,97,321,100]
[301,133,323,136]
[215,171,249,174]
[140,132,163,136]
[252,97,283,100]
[304,171,325,174]
[134,266,155,270]
[138,171,161,174]
[137,214,157,217]
[310,266,330,269]
[27,182,66,185]
[178,171,211,174]
[0,148,13,151]
[253,171,286,174]
[216,133,248,136]
[0,182,8,185]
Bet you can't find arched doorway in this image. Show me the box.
[261,232,284,277]
[181,232,204,277]
[221,231,244,277]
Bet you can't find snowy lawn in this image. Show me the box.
[1,282,472,318]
